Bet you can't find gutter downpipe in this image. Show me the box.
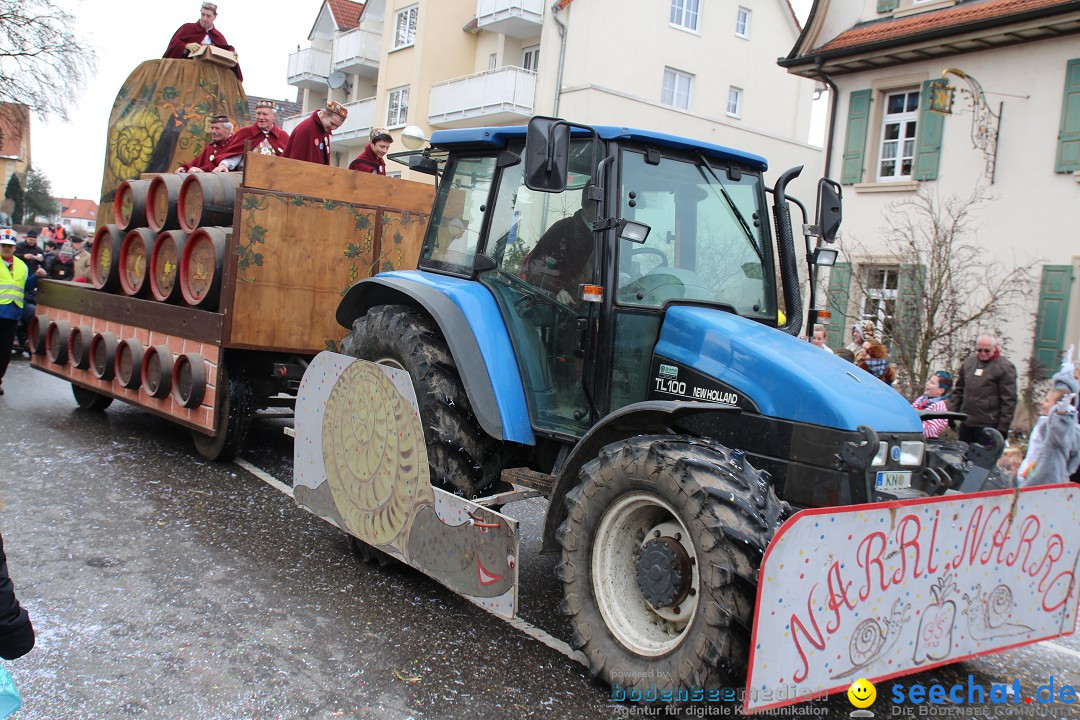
[815,57,840,180]
[551,0,571,115]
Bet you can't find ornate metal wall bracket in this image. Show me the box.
[927,68,1003,183]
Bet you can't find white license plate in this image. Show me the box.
[875,470,912,491]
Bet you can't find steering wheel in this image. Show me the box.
[626,247,669,268]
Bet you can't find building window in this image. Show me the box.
[727,86,742,117]
[860,266,898,340]
[661,68,693,110]
[522,45,540,72]
[877,89,920,181]
[393,5,418,49]
[488,53,498,70]
[387,86,409,127]
[735,7,751,38]
[670,0,700,32]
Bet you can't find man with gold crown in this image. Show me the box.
[213,100,290,172]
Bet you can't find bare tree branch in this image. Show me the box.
[0,0,96,121]
[841,185,1038,397]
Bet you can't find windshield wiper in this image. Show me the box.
[695,153,763,262]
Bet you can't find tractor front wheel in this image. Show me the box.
[557,435,786,692]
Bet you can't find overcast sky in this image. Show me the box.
[34,0,816,202]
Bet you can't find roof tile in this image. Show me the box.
[328,0,365,30]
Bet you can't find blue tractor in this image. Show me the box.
[333,117,1003,691]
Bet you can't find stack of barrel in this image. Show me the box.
[94,172,241,311]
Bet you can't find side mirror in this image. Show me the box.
[524,116,570,193]
[815,178,842,243]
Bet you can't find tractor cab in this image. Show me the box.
[416,121,797,441]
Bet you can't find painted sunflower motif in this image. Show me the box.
[108,107,164,180]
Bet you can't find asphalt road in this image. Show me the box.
[1,359,1078,719]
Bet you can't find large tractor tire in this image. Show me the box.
[341,304,508,499]
[191,363,253,462]
[557,435,787,692]
[72,384,114,411]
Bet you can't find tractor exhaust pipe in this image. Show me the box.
[772,166,803,336]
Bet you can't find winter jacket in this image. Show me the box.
[949,351,1018,434]
[0,531,34,660]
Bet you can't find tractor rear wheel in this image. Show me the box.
[557,435,787,692]
[191,363,253,462]
[341,304,508,499]
[72,384,113,411]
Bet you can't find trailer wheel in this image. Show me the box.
[347,535,400,568]
[72,384,113,411]
[191,363,252,462]
[341,304,508,498]
[557,435,786,692]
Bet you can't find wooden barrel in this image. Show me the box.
[91,224,125,292]
[89,332,118,380]
[141,345,174,398]
[115,338,144,389]
[46,320,71,365]
[28,314,48,356]
[118,227,157,298]
[180,226,228,309]
[146,174,184,233]
[172,353,207,408]
[150,230,190,303]
[68,325,92,369]
[178,173,242,232]
[113,179,151,230]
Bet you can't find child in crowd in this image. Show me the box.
[912,371,953,438]
[1018,359,1080,487]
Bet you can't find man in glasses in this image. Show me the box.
[950,333,1017,445]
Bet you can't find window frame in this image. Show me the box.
[386,85,410,128]
[393,5,418,50]
[876,88,920,182]
[669,0,701,33]
[726,86,743,118]
[661,67,694,110]
[735,6,751,38]
[859,265,899,342]
[522,45,540,72]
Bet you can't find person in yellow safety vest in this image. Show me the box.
[0,228,30,395]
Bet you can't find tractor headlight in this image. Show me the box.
[871,442,888,467]
[900,441,925,466]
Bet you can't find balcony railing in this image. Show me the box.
[333,28,381,77]
[287,47,332,89]
[476,0,544,38]
[281,114,305,135]
[428,67,535,128]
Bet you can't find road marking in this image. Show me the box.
[232,459,586,668]
[234,459,294,498]
[1041,641,1080,661]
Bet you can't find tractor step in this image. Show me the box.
[499,467,554,495]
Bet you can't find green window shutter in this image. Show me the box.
[877,0,899,11]
[1056,58,1080,173]
[1033,265,1074,377]
[893,263,926,362]
[913,79,944,180]
[841,90,872,185]
[825,262,852,348]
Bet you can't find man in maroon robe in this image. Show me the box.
[213,101,290,172]
[283,101,348,165]
[163,2,243,81]
[176,115,234,173]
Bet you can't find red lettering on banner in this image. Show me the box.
[1005,516,1039,569]
[1031,535,1064,591]
[981,507,1014,565]
[892,515,922,585]
[926,510,940,575]
[952,505,999,571]
[789,585,826,683]
[826,561,856,634]
[858,532,889,600]
[1042,571,1076,612]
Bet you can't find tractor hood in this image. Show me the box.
[654,306,923,433]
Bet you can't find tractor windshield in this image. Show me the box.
[617,149,776,319]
